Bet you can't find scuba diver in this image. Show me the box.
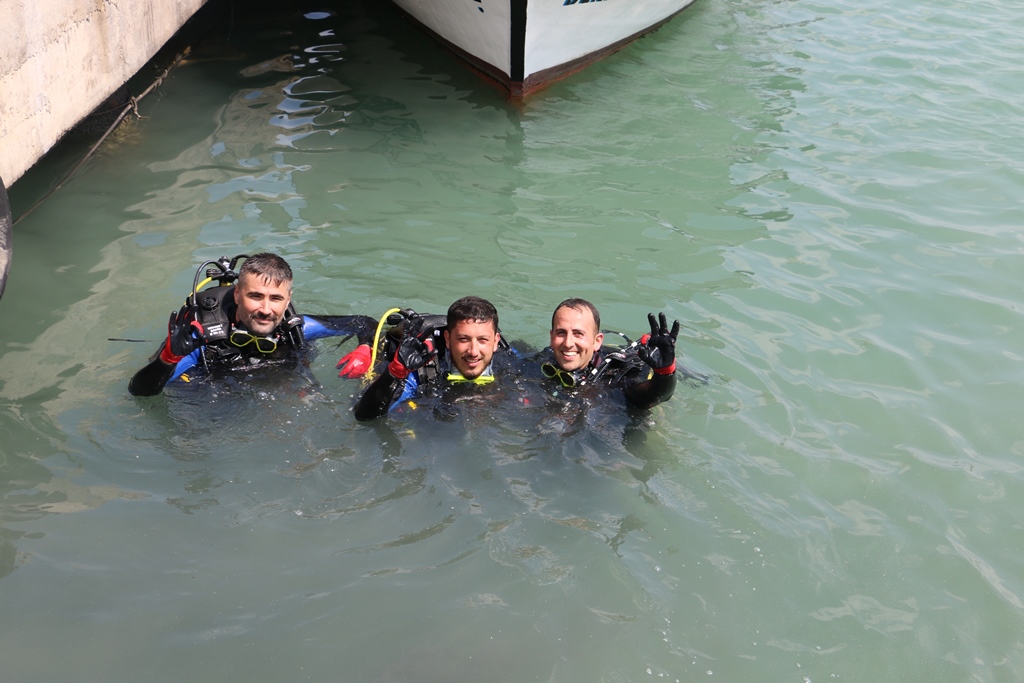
[540,298,705,410]
[128,252,378,396]
[352,296,518,421]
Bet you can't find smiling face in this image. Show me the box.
[550,304,604,372]
[233,271,292,336]
[444,318,500,380]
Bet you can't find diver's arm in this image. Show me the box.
[622,370,677,410]
[128,353,178,396]
[353,373,408,421]
[352,334,435,421]
[302,314,378,344]
[305,314,381,378]
[128,347,201,396]
[128,306,204,396]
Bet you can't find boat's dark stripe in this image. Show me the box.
[387,0,697,99]
[509,0,528,82]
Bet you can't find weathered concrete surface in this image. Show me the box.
[0,0,209,187]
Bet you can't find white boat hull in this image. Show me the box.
[389,0,697,97]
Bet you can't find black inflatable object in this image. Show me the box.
[0,176,10,301]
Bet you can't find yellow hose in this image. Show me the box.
[190,277,215,305]
[366,307,401,381]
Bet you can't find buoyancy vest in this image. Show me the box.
[195,284,236,345]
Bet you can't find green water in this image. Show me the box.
[3,0,1024,680]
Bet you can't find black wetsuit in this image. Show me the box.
[128,286,376,396]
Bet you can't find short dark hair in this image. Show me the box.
[447,296,498,332]
[239,252,293,288]
[552,298,600,332]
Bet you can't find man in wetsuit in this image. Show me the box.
[352,296,512,421]
[128,252,377,396]
[542,298,685,410]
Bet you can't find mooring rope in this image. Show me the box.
[13,47,191,227]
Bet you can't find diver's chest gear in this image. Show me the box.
[381,312,448,383]
[195,285,235,345]
[593,346,651,385]
[549,345,650,392]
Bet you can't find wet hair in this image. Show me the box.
[239,252,293,288]
[552,298,601,332]
[447,296,498,332]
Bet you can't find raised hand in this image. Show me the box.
[637,312,679,375]
[387,331,437,379]
[159,305,205,365]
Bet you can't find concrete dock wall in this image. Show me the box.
[0,0,209,187]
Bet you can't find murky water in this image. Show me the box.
[3,0,1024,680]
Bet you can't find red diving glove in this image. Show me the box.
[387,336,436,380]
[337,343,373,378]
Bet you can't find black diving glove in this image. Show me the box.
[159,304,205,365]
[637,312,679,375]
[387,321,437,379]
